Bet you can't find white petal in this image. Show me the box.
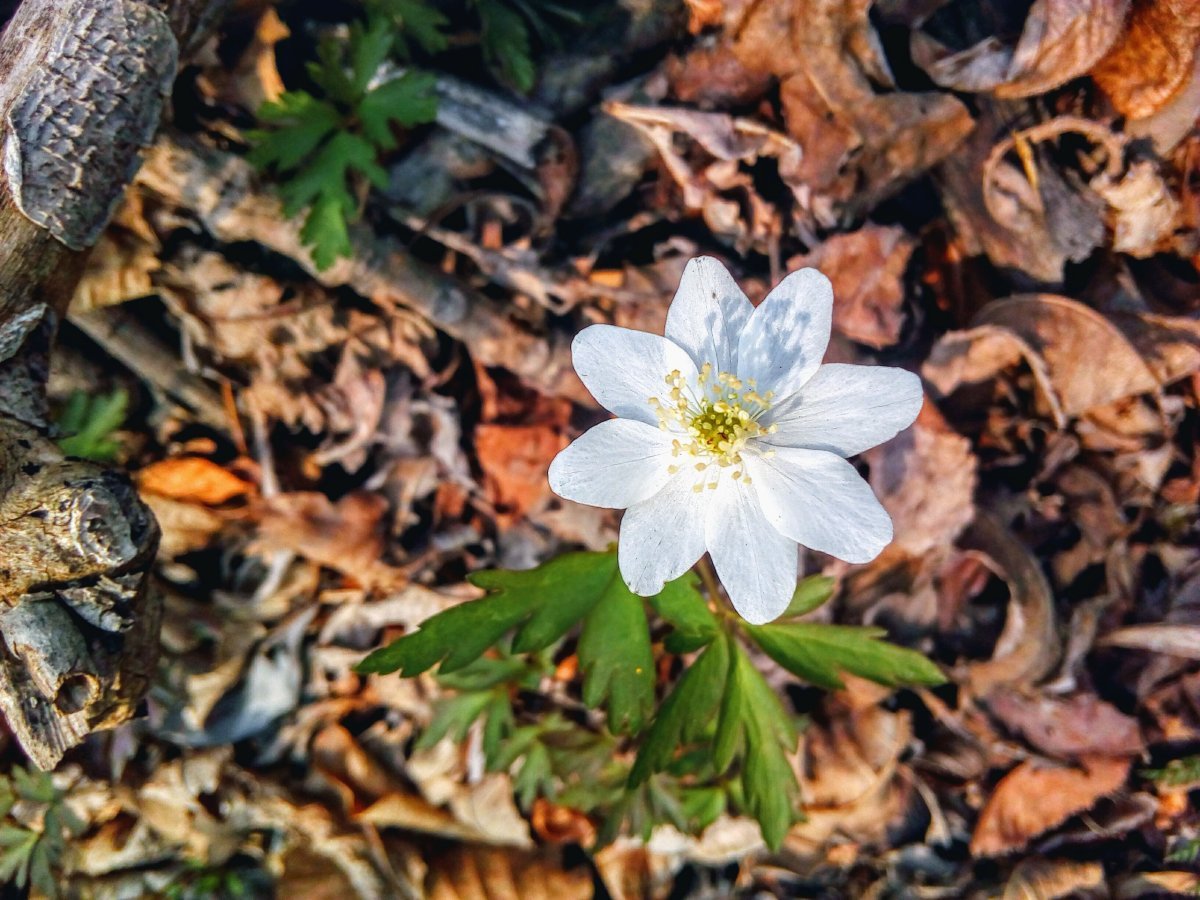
[665,256,754,374]
[572,325,699,426]
[765,364,924,457]
[619,473,709,596]
[744,447,892,564]
[736,268,833,400]
[705,479,798,624]
[548,419,676,509]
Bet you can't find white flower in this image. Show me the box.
[548,257,923,624]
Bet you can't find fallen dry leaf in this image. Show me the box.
[912,0,1130,98]
[867,402,977,558]
[1100,624,1200,659]
[975,295,1160,417]
[254,491,398,585]
[426,846,592,900]
[987,690,1144,758]
[961,513,1060,696]
[971,755,1131,856]
[1091,0,1200,119]
[1002,858,1106,900]
[790,225,914,349]
[475,423,568,522]
[138,456,254,505]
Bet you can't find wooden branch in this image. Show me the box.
[0,0,228,769]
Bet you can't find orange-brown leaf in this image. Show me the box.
[971,756,1131,856]
[138,456,254,505]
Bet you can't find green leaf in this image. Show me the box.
[650,573,718,653]
[277,130,383,215]
[513,740,553,809]
[348,17,395,96]
[723,641,799,849]
[378,0,451,54]
[782,575,836,618]
[503,552,619,653]
[358,551,615,676]
[248,92,341,172]
[415,691,493,750]
[300,195,353,271]
[359,70,438,148]
[578,577,655,734]
[12,766,56,805]
[475,0,536,92]
[746,622,946,690]
[56,389,129,461]
[680,785,726,832]
[629,637,729,785]
[482,691,514,763]
[0,829,35,888]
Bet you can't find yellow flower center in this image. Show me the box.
[647,363,776,491]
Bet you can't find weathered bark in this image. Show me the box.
[0,0,227,769]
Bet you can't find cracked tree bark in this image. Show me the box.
[0,0,226,769]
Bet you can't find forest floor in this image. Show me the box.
[8,0,1200,897]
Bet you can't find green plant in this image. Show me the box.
[55,388,129,461]
[1143,754,1200,788]
[0,766,85,898]
[164,859,254,899]
[248,11,439,270]
[359,551,945,850]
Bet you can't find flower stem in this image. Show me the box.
[696,555,723,606]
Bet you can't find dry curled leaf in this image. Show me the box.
[913,0,1130,98]
[1091,0,1200,119]
[971,755,1131,856]
[975,295,1160,417]
[960,513,1060,696]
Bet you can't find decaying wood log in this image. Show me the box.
[0,0,227,769]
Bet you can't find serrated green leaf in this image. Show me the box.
[578,576,655,734]
[29,840,55,899]
[378,0,451,55]
[12,767,56,805]
[747,622,946,690]
[482,691,514,764]
[783,575,836,618]
[348,18,395,96]
[0,830,34,887]
[726,640,799,850]
[359,70,438,148]
[278,130,384,215]
[359,551,617,675]
[711,654,743,774]
[680,785,726,832]
[513,741,553,809]
[505,552,619,653]
[358,592,532,676]
[248,92,341,172]
[476,0,536,92]
[415,691,493,750]
[650,573,718,653]
[300,195,353,271]
[629,637,729,785]
[56,389,129,462]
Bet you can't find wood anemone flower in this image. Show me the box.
[549,257,923,624]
